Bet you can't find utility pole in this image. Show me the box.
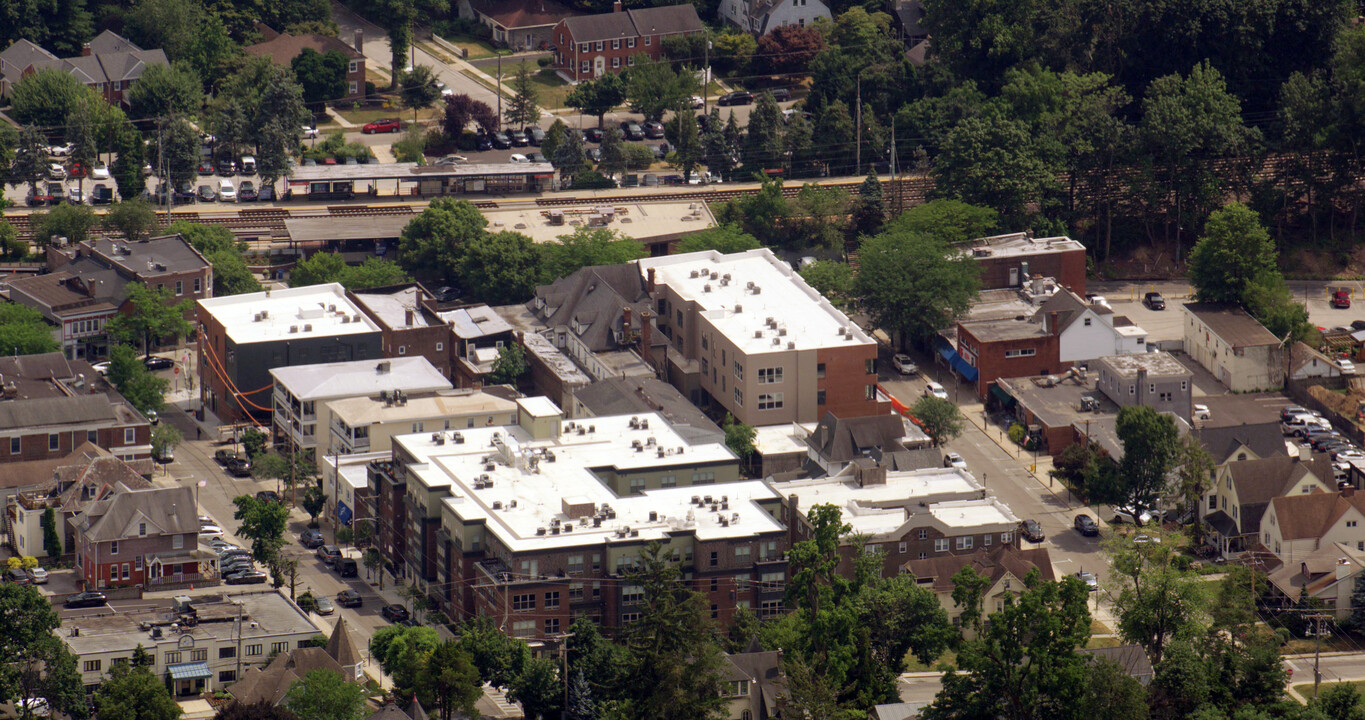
[235,603,243,681]
[890,121,898,214]
[854,76,862,177]
[497,52,503,126]
[703,32,711,117]
[1311,613,1331,698]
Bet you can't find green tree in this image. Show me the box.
[290,252,347,288]
[342,258,410,290]
[1107,531,1209,666]
[1188,203,1279,305]
[252,450,313,498]
[240,428,268,459]
[1085,659,1150,720]
[107,345,168,416]
[401,65,443,125]
[111,123,147,202]
[104,201,159,243]
[363,548,385,589]
[1172,436,1216,546]
[508,656,561,720]
[92,662,180,720]
[124,0,202,62]
[933,113,1057,226]
[252,66,309,184]
[291,48,349,104]
[713,176,788,247]
[151,424,182,460]
[664,101,702,181]
[105,284,193,355]
[552,127,590,180]
[674,225,760,254]
[597,126,626,179]
[488,343,527,386]
[539,226,646,281]
[283,669,366,720]
[883,199,999,246]
[854,229,980,348]
[157,116,201,188]
[398,197,488,281]
[910,396,964,445]
[0,223,26,261]
[813,100,856,174]
[710,31,757,75]
[785,184,851,250]
[851,172,885,236]
[565,73,627,127]
[624,56,697,121]
[0,584,87,720]
[503,62,540,129]
[10,69,89,128]
[212,99,253,166]
[30,204,98,246]
[127,62,203,122]
[799,260,855,311]
[1108,405,1180,515]
[12,126,48,195]
[782,111,816,177]
[301,480,326,526]
[722,413,756,462]
[232,494,290,565]
[0,304,58,356]
[540,119,567,161]
[40,508,60,559]
[701,109,732,180]
[418,641,481,720]
[744,91,784,170]
[460,231,540,304]
[371,625,441,697]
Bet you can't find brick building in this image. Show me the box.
[72,485,204,590]
[244,25,366,101]
[0,31,168,106]
[956,314,1064,400]
[965,232,1088,295]
[348,285,454,379]
[553,3,704,82]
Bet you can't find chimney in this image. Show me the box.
[81,43,92,57]
[1046,311,1058,334]
[622,305,632,333]
[354,29,364,53]
[405,308,414,326]
[646,267,656,293]
[613,0,623,11]
[1343,486,1356,499]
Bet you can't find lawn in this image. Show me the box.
[333,105,440,127]
[903,649,957,672]
[443,35,498,60]
[1293,680,1365,700]
[529,68,572,109]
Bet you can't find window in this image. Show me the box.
[817,389,826,404]
[984,533,992,546]
[735,546,751,563]
[759,599,782,618]
[865,384,876,400]
[734,388,743,406]
[175,280,183,296]
[194,278,201,294]
[165,651,182,664]
[918,529,928,540]
[595,41,604,51]
[246,644,262,657]
[579,43,588,52]
[1181,381,1188,391]
[512,594,536,611]
[84,660,101,672]
[122,563,130,579]
[1350,520,1359,528]
[48,434,59,451]
[694,471,715,483]
[568,555,584,573]
[138,523,146,536]
[934,538,948,553]
[398,346,406,355]
[627,55,635,66]
[110,541,118,555]
[191,649,207,662]
[271,642,289,655]
[220,647,236,659]
[124,428,135,444]
[172,534,184,550]
[1003,348,1037,358]
[758,367,783,384]
[219,671,236,683]
[9,437,18,454]
[816,363,826,378]
[569,583,584,600]
[349,60,358,73]
[757,393,783,410]
[628,37,636,48]
[865,359,876,374]
[629,477,645,494]
[611,39,620,49]
[660,474,676,488]
[955,536,973,550]
[581,60,590,72]
[545,591,560,609]
[644,36,651,45]
[135,556,143,571]
[622,585,644,604]
[710,552,718,567]
[621,612,641,623]
[1083,317,1092,326]
[512,621,535,637]
[544,618,560,634]
[612,56,620,68]
[1001,531,1013,544]
[436,342,443,352]
[733,360,743,380]
[898,542,907,554]
[88,430,97,444]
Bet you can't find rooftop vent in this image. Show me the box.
[492,501,502,509]
[734,304,742,313]
[703,284,711,292]
[303,323,312,332]
[690,270,700,278]
[289,325,298,333]
[452,432,464,443]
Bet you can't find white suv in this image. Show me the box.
[1111,505,1152,526]
[924,381,948,400]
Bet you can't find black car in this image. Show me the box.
[619,122,644,140]
[64,591,108,609]
[143,355,174,371]
[226,571,268,585]
[197,159,215,174]
[642,120,665,139]
[527,126,545,146]
[1074,514,1099,537]
[238,181,258,202]
[214,449,240,465]
[226,458,253,477]
[770,88,791,102]
[509,128,529,146]
[300,529,325,549]
[1144,292,1166,310]
[173,183,197,204]
[221,561,255,576]
[254,490,279,502]
[718,91,753,106]
[337,589,363,608]
[381,604,410,623]
[216,159,236,176]
[336,558,358,578]
[197,184,216,202]
[433,286,460,303]
[475,134,494,151]
[1020,519,1045,543]
[584,128,603,143]
[491,131,511,149]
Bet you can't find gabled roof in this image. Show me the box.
[903,545,1055,592]
[0,394,118,431]
[469,0,576,29]
[74,485,197,543]
[1267,541,1365,599]
[244,32,363,65]
[722,649,785,718]
[86,30,141,54]
[1194,422,1286,463]
[561,3,703,42]
[1270,490,1365,541]
[806,411,906,463]
[531,263,660,353]
[1034,288,1093,334]
[1221,453,1333,536]
[1082,645,1155,685]
[0,39,59,73]
[1183,302,1280,348]
[228,648,345,705]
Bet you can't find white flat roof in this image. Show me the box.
[322,451,389,490]
[395,411,757,552]
[769,467,987,535]
[352,287,435,328]
[328,391,517,426]
[928,498,1020,528]
[965,232,1085,258]
[754,422,814,456]
[638,249,874,353]
[198,283,380,344]
[481,200,716,243]
[440,305,512,339]
[517,396,561,418]
[271,356,451,400]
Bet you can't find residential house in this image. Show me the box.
[1291,342,1345,381]
[439,304,517,388]
[553,3,705,81]
[1262,487,1365,564]
[720,648,785,720]
[462,0,577,50]
[902,545,1055,627]
[1094,352,1193,421]
[1193,422,1289,465]
[804,410,929,476]
[0,31,168,106]
[1182,303,1286,393]
[196,284,384,424]
[720,0,831,35]
[244,25,366,100]
[525,263,665,382]
[8,452,151,559]
[1266,542,1365,620]
[227,615,368,704]
[1202,453,1335,555]
[639,249,888,425]
[1035,289,1148,364]
[72,484,205,590]
[62,591,321,697]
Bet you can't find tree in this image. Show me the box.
[485,343,527,387]
[0,583,87,720]
[854,229,979,348]
[342,258,411,290]
[851,172,885,237]
[504,62,540,129]
[701,109,732,180]
[401,65,443,125]
[1085,659,1151,720]
[399,197,488,282]
[233,494,290,565]
[0,223,25,262]
[674,225,760,254]
[1109,406,1180,515]
[363,548,385,589]
[539,226,646,281]
[107,345,168,416]
[813,100,855,174]
[664,102,702,181]
[127,62,203,121]
[124,0,203,63]
[883,199,999,246]
[508,657,561,720]
[1188,203,1279,305]
[92,662,180,720]
[713,176,788,247]
[910,396,964,445]
[105,284,193,355]
[284,669,366,720]
[11,126,48,195]
[597,126,626,179]
[371,625,441,698]
[443,94,498,137]
[799,260,855,311]
[565,669,596,720]
[30,204,97,246]
[1172,436,1216,546]
[921,570,1091,720]
[240,428,268,460]
[111,123,147,202]
[291,48,349,104]
[40,508,60,559]
[10,69,89,128]
[290,252,347,288]
[104,201,159,243]
[782,111,816,176]
[1107,531,1209,667]
[151,424,182,460]
[933,113,1057,226]
[624,56,698,121]
[418,641,481,720]
[0,303,56,356]
[785,184,850,250]
[301,480,326,526]
[157,116,201,188]
[552,127,590,179]
[758,24,826,74]
[541,119,567,161]
[722,414,756,462]
[458,231,540,304]
[565,74,627,126]
[253,66,309,184]
[252,450,313,498]
[711,31,757,76]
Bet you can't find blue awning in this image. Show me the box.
[167,662,211,680]
[938,346,955,362]
[337,501,353,526]
[950,354,979,382]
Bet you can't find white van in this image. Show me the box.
[240,155,256,174]
[217,178,236,202]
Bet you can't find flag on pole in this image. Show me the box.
[197,480,208,487]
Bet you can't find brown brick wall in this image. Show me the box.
[816,345,886,419]
[975,248,1087,295]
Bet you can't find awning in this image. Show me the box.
[337,501,353,526]
[937,345,978,382]
[167,662,211,680]
[989,384,1016,408]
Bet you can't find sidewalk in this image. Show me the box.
[961,400,1077,513]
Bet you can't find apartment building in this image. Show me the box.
[196,284,383,424]
[326,389,518,457]
[71,485,203,590]
[964,232,1087,294]
[348,285,454,379]
[638,249,887,425]
[1094,352,1194,421]
[1182,303,1286,393]
[553,3,704,81]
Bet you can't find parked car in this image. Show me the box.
[584,128,603,143]
[1020,519,1045,543]
[6,569,30,584]
[199,524,224,536]
[362,118,402,134]
[527,126,545,146]
[26,188,52,206]
[217,178,236,201]
[1333,289,1352,309]
[47,163,66,180]
[90,163,110,180]
[226,571,268,585]
[255,490,280,502]
[337,590,363,607]
[924,381,948,400]
[943,452,967,470]
[316,545,342,566]
[718,91,753,106]
[91,184,114,204]
[434,155,468,166]
[1111,505,1151,526]
[315,596,336,615]
[892,354,917,374]
[238,181,257,201]
[46,182,65,205]
[1144,292,1166,310]
[300,528,325,549]
[46,143,73,156]
[509,128,529,146]
[27,567,48,584]
[225,458,253,476]
[153,444,174,463]
[240,155,256,174]
[620,122,645,140]
[474,133,493,150]
[1282,406,1311,422]
[68,161,87,179]
[197,159,215,174]
[509,153,530,163]
[491,131,511,149]
[214,449,239,465]
[67,187,86,204]
[144,355,174,371]
[336,558,358,578]
[1076,570,1100,591]
[770,88,791,102]
[643,120,665,138]
[381,604,410,623]
[64,591,107,608]
[1342,359,1358,375]
[1194,404,1211,420]
[1074,514,1099,537]
[302,126,319,139]
[258,183,276,202]
[197,184,216,202]
[91,361,111,375]
[530,152,547,163]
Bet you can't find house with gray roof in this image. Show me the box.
[1183,302,1286,392]
[571,376,723,445]
[1201,452,1336,555]
[8,451,151,559]
[526,262,670,378]
[720,0,831,36]
[0,31,168,106]
[72,484,208,590]
[552,2,705,81]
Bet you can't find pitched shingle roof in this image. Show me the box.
[0,395,117,431]
[1270,490,1365,541]
[74,485,197,542]
[903,546,1055,592]
[0,39,59,74]
[228,648,345,705]
[86,30,141,55]
[531,263,663,353]
[1183,302,1280,347]
[561,3,703,43]
[1194,422,1287,463]
[244,32,363,65]
[1228,453,1333,507]
[326,615,365,668]
[470,0,576,29]
[806,411,907,463]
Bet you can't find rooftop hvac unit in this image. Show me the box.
[690,270,700,278]
[788,341,796,350]
[510,500,517,508]
[630,529,639,537]
[778,328,787,336]
[639,419,648,429]
[551,527,560,535]
[704,284,711,292]
[492,501,502,509]
[692,495,702,505]
[754,330,764,339]
[657,447,665,458]
[746,281,755,290]
[677,446,684,454]
[431,432,445,445]
[589,425,595,432]
[453,432,464,443]
[341,316,351,323]
[772,337,780,346]
[577,427,586,435]
[261,310,268,319]
[328,304,336,312]
[537,527,547,536]
[648,511,658,521]
[704,495,713,504]
[720,277,729,286]
[752,286,761,294]
[593,517,603,527]
[720,517,729,526]
[616,528,627,538]
[563,523,572,532]
[734,304,743,313]
[710,271,719,280]
[723,273,732,281]
[289,325,298,333]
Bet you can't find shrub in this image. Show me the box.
[570,170,616,189]
[1007,422,1026,446]
[537,56,551,68]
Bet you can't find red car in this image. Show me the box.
[68,161,86,178]
[362,118,401,134]
[1332,289,1352,309]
